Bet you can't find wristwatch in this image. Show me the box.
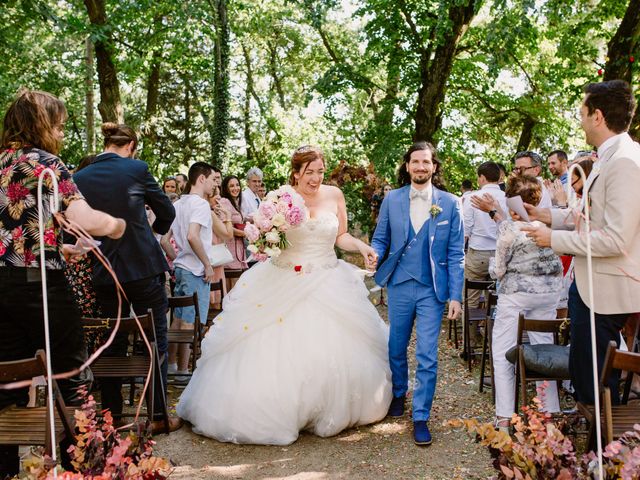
[488,209,497,219]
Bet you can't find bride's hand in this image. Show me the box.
[359,244,378,271]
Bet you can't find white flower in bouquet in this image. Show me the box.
[247,244,259,254]
[264,246,274,257]
[265,230,281,244]
[270,246,281,257]
[271,213,286,227]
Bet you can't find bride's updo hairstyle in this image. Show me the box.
[288,145,325,185]
[101,122,138,152]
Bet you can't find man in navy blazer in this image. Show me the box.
[74,123,179,432]
[371,141,464,445]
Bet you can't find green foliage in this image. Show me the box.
[0,0,637,224]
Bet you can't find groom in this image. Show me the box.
[372,141,464,446]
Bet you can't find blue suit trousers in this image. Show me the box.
[387,278,445,421]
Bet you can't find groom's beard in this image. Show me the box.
[410,173,432,185]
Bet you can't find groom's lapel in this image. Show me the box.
[428,186,441,248]
[401,185,410,241]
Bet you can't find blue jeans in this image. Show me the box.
[173,267,210,324]
[387,279,445,421]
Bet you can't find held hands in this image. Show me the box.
[447,300,461,320]
[360,244,379,272]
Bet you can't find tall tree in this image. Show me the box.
[212,0,230,166]
[603,0,640,140]
[84,0,123,123]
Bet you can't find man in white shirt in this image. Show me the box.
[464,162,507,308]
[512,151,552,208]
[241,166,263,219]
[162,162,216,379]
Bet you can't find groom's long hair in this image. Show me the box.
[397,141,447,191]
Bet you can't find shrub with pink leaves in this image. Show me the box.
[15,387,172,479]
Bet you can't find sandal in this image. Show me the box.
[494,417,511,434]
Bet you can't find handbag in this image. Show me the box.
[209,243,234,267]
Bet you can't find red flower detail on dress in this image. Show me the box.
[6,183,30,202]
[12,226,23,240]
[0,244,6,256]
[32,164,46,178]
[23,249,36,266]
[57,179,76,196]
[294,265,302,272]
[44,228,57,246]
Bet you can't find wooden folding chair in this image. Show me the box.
[462,279,495,370]
[0,350,75,457]
[600,341,640,443]
[224,268,244,280]
[167,293,200,375]
[206,279,225,328]
[81,310,170,434]
[478,292,498,395]
[513,313,570,413]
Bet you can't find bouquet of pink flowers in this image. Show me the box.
[244,185,307,262]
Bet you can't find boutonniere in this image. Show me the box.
[430,205,443,218]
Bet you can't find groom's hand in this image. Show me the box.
[447,300,461,320]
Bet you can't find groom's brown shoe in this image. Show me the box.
[151,416,183,435]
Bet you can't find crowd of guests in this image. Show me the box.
[0,79,638,475]
[0,89,267,476]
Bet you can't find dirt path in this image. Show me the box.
[155,289,495,480]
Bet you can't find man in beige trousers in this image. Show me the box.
[524,80,640,405]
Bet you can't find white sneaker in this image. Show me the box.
[174,370,191,384]
[168,363,178,374]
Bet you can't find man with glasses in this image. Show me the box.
[512,151,552,208]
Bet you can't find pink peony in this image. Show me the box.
[257,217,273,231]
[285,206,304,226]
[276,200,289,214]
[258,201,276,219]
[244,223,260,243]
[252,252,269,262]
[279,192,292,204]
[0,243,6,256]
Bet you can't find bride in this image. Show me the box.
[176,145,392,445]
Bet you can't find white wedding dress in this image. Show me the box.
[176,211,392,445]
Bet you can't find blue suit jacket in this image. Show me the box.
[74,153,175,285]
[371,185,465,303]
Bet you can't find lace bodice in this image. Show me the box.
[271,211,339,271]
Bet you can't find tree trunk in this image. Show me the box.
[212,0,230,166]
[241,44,255,161]
[516,116,536,152]
[184,76,192,165]
[603,0,640,140]
[413,0,477,143]
[84,0,123,123]
[267,40,286,109]
[84,37,95,152]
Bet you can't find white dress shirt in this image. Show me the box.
[241,188,260,219]
[537,177,552,209]
[464,184,507,251]
[409,186,432,233]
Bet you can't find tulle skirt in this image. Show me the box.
[176,259,392,445]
